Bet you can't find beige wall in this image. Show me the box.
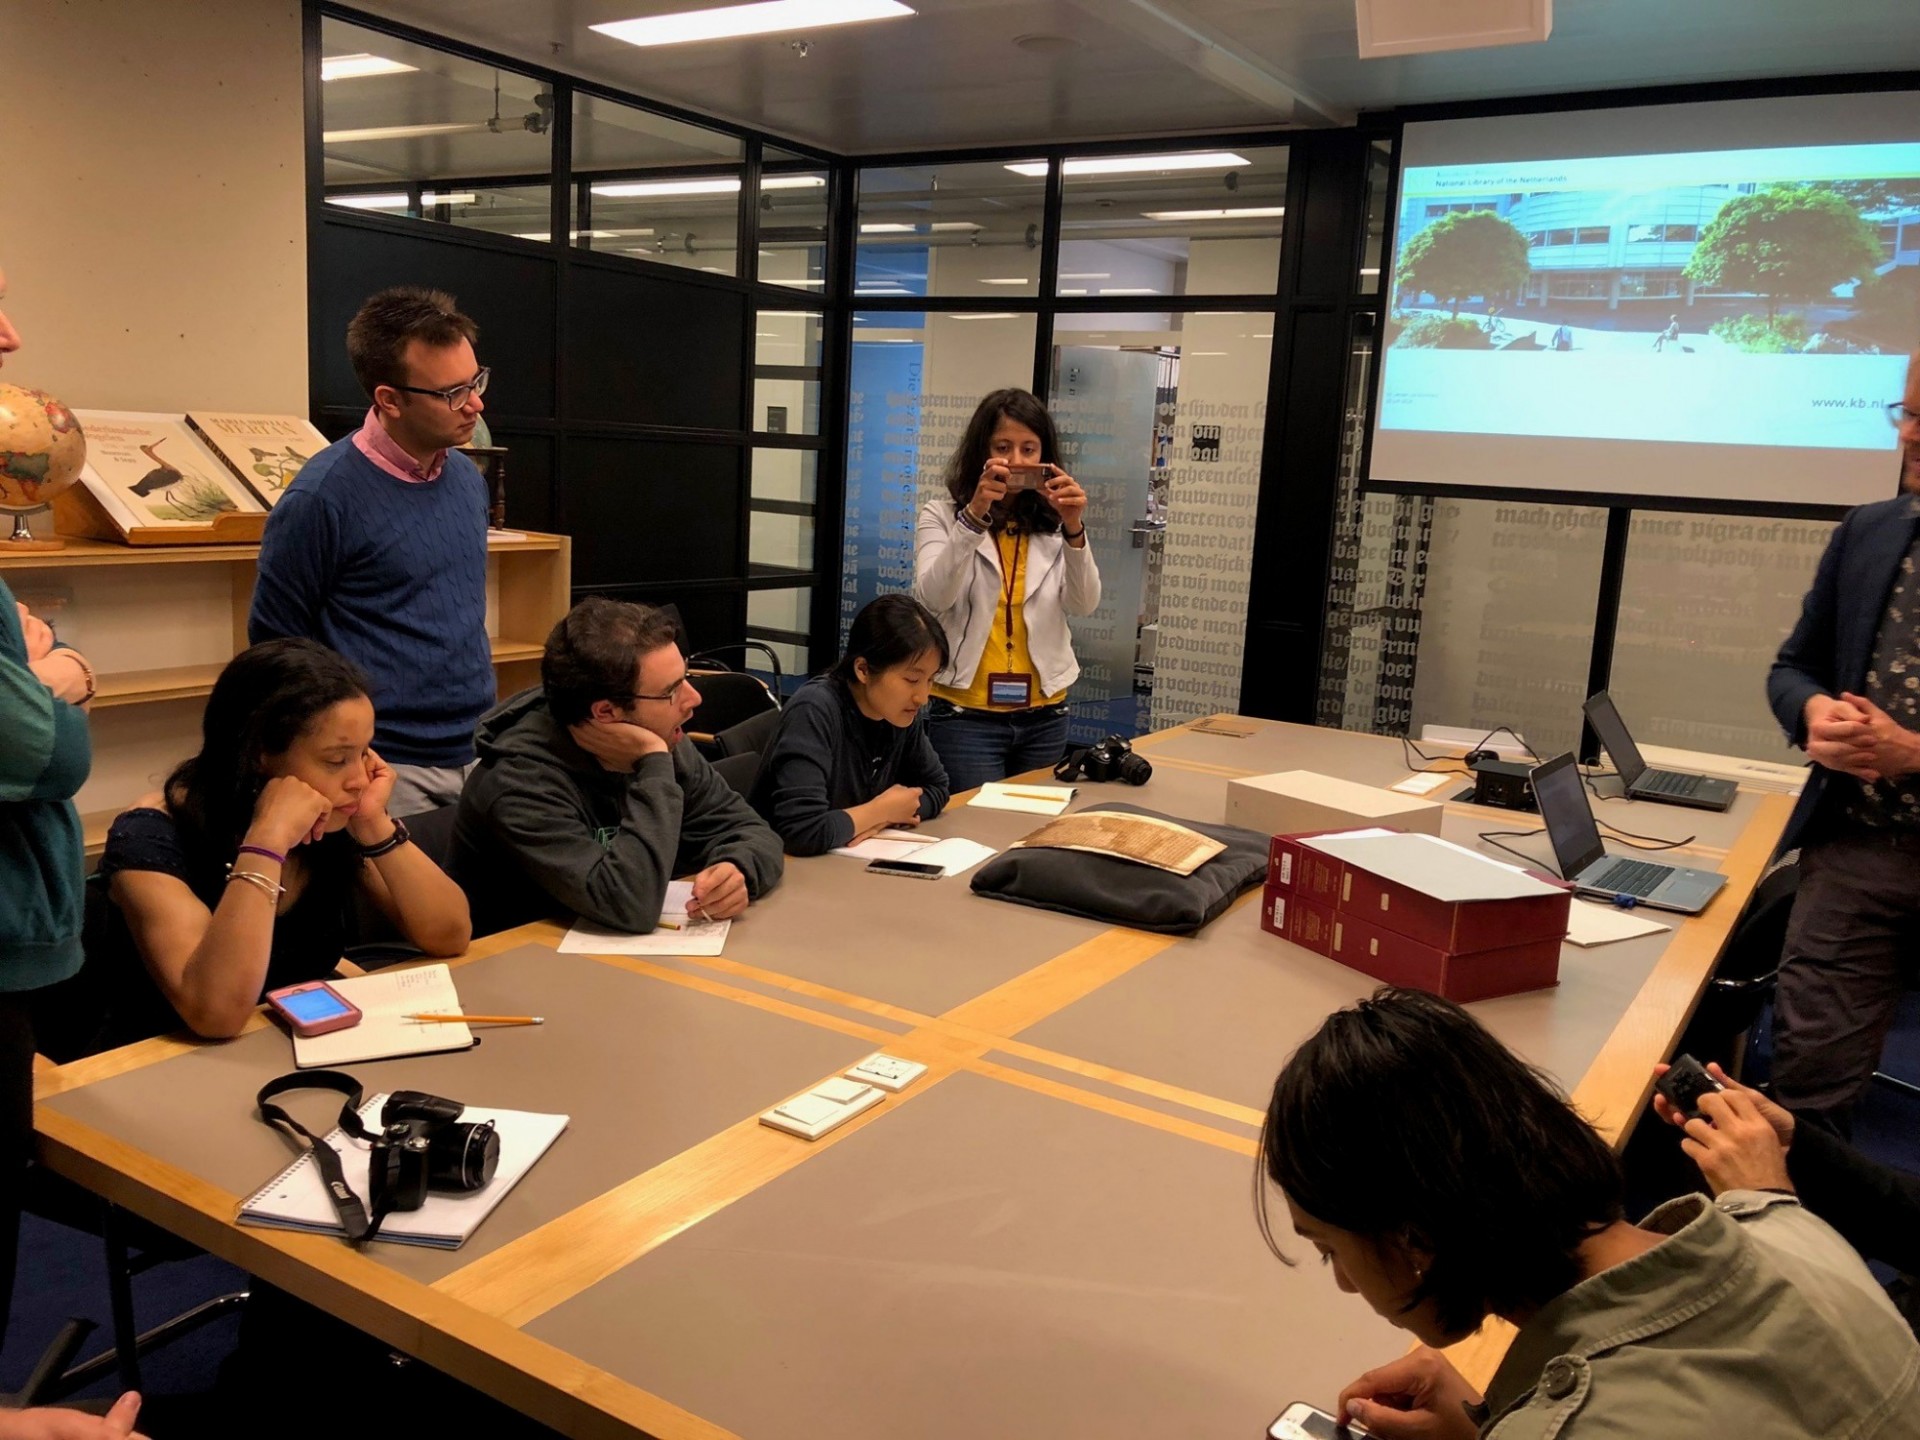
[0,0,308,414]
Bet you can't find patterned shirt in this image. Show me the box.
[1844,494,1920,829]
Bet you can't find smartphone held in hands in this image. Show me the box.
[1270,1401,1365,1439]
[266,980,362,1038]
[1655,1053,1724,1120]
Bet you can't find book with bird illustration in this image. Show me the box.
[68,411,265,527]
[187,411,331,509]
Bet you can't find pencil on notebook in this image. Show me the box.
[656,920,683,931]
[1001,788,1068,802]
[407,1014,544,1026]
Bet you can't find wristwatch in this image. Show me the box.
[357,816,411,859]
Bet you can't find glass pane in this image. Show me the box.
[750,509,815,573]
[841,311,1037,647]
[1408,501,1607,758]
[748,587,810,633]
[751,447,818,506]
[856,159,1046,298]
[1048,313,1274,738]
[572,92,745,273]
[320,18,553,236]
[754,309,823,435]
[1058,146,1288,299]
[1608,514,1837,761]
[759,145,831,292]
[1358,138,1391,294]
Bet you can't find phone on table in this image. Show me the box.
[866,857,944,881]
[1269,1402,1365,1439]
[1001,463,1054,492]
[266,980,362,1038]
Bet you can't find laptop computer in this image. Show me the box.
[1529,753,1727,914]
[1583,692,1738,812]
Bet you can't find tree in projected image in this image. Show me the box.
[1684,184,1883,338]
[1392,210,1530,320]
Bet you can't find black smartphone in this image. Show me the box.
[1655,1053,1724,1120]
[867,858,944,880]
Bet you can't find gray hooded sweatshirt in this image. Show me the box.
[450,686,783,936]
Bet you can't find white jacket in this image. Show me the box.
[913,499,1103,700]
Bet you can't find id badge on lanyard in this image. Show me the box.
[990,529,1034,709]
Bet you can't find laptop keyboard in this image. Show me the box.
[1639,769,1705,796]
[1590,858,1671,897]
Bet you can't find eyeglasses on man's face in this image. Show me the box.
[394,366,490,411]
[621,673,696,705]
[1889,402,1920,427]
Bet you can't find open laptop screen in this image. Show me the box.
[1531,753,1607,879]
[1584,692,1648,786]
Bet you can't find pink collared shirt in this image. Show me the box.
[352,407,446,484]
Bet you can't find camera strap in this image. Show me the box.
[255,1070,380,1243]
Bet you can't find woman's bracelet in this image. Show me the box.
[236,843,286,867]
[1062,524,1086,541]
[225,867,286,903]
[957,507,988,534]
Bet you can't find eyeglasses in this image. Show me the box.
[393,367,490,411]
[1891,403,1920,427]
[619,673,695,705]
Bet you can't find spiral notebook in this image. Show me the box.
[237,1093,570,1249]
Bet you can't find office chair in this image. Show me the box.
[703,707,783,798]
[685,641,784,759]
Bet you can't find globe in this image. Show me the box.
[0,383,86,543]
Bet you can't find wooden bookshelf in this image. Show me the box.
[2,531,572,858]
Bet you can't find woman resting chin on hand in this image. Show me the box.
[97,638,470,1045]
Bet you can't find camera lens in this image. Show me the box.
[1117,750,1153,785]
[432,1119,501,1191]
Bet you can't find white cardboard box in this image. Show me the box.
[1226,770,1445,839]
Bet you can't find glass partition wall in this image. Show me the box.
[841,146,1291,742]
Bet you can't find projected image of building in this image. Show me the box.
[1394,182,1918,333]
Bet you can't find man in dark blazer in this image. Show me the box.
[1766,348,1920,1127]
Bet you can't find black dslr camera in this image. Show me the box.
[368,1089,501,1215]
[1054,734,1153,786]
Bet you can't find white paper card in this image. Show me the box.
[556,881,730,955]
[1565,903,1670,947]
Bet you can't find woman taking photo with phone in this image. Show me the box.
[93,638,469,1045]
[913,388,1101,793]
[1259,988,1918,1439]
[752,593,951,855]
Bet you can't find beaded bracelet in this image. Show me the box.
[956,507,988,534]
[236,843,287,866]
[225,867,286,903]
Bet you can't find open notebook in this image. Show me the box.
[291,964,473,1068]
[239,1093,569,1248]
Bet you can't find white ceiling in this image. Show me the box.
[338,0,1920,154]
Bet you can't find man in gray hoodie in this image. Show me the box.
[451,597,783,936]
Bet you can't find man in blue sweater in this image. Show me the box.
[249,287,493,815]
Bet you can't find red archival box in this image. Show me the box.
[1261,830,1572,1002]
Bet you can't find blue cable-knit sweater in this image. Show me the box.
[248,436,493,768]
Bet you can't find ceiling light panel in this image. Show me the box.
[593,1,913,49]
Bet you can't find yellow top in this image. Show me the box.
[932,527,1068,710]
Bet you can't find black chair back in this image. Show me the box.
[710,749,762,799]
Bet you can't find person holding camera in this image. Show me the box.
[1260,988,1918,1440]
[1651,1059,1920,1285]
[751,594,951,855]
[914,388,1101,793]
[89,639,471,1046]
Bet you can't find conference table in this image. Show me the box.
[33,716,1793,1439]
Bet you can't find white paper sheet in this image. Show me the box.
[1301,831,1567,902]
[556,880,731,956]
[291,963,473,1068]
[1565,902,1670,947]
[831,829,943,861]
[967,782,1076,815]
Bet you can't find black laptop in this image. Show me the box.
[1529,753,1726,914]
[1583,692,1738,812]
